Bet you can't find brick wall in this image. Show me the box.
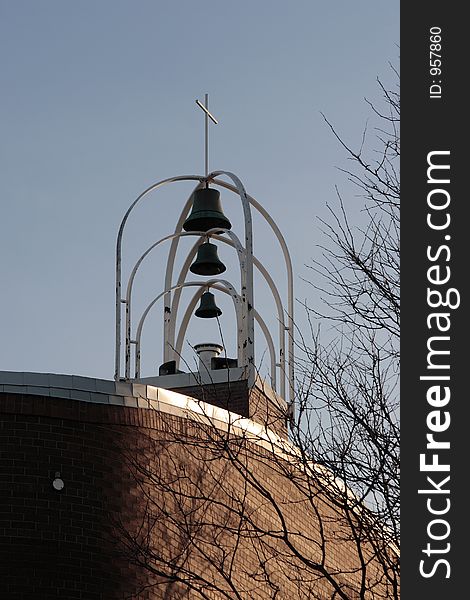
[169,379,288,437]
[0,392,397,599]
[0,394,153,599]
[170,379,250,417]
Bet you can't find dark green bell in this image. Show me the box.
[183,188,232,233]
[195,291,222,319]
[190,242,226,276]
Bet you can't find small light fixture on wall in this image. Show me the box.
[52,471,64,491]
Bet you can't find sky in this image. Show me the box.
[1,1,399,383]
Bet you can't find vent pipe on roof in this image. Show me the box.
[194,343,224,373]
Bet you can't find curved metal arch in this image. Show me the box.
[168,233,287,398]
[162,181,205,362]
[209,174,295,404]
[163,172,255,385]
[134,279,240,379]
[175,285,277,390]
[123,227,230,379]
[115,175,205,380]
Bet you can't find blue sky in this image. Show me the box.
[1,1,399,381]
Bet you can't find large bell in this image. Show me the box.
[195,291,222,319]
[190,241,226,276]
[183,187,232,233]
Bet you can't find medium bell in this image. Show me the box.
[195,291,222,319]
[183,187,232,233]
[190,241,226,276]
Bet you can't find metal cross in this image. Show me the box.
[196,93,218,177]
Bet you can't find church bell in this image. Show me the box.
[183,187,232,233]
[190,241,226,276]
[195,291,222,319]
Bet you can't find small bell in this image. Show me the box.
[190,242,226,276]
[183,187,232,233]
[195,291,222,319]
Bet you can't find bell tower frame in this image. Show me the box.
[115,172,294,407]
